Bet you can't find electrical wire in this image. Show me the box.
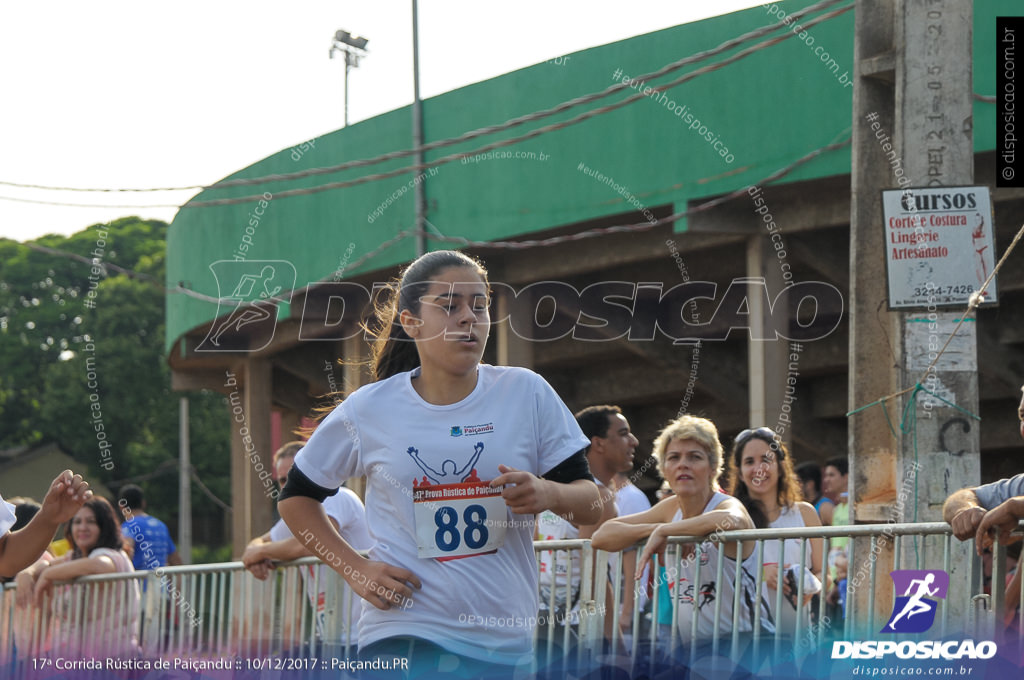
[0,0,850,199]
[19,131,850,306]
[428,132,852,251]
[183,1,856,209]
[0,194,183,209]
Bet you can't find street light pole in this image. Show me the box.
[329,30,369,128]
[344,54,350,127]
[412,0,426,256]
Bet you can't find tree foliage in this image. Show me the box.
[1,217,229,547]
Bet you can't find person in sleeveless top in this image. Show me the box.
[727,428,823,639]
[593,415,773,675]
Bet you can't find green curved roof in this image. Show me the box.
[166,0,1007,354]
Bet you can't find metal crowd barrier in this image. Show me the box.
[1,523,1018,676]
[0,556,356,675]
[537,521,1023,676]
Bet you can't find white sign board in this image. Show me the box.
[882,186,997,309]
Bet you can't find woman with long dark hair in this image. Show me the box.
[279,250,602,677]
[15,496,140,658]
[726,428,823,636]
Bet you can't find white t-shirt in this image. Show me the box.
[270,486,373,550]
[741,503,820,634]
[293,364,589,665]
[55,548,140,657]
[615,482,652,517]
[0,494,16,537]
[614,481,652,611]
[537,480,618,625]
[536,510,581,612]
[271,486,373,644]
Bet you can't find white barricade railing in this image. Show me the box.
[538,521,1023,676]
[0,555,359,677]
[1,522,1019,676]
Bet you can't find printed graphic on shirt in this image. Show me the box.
[672,579,718,609]
[450,423,495,437]
[408,442,507,560]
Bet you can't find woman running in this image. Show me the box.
[279,250,601,677]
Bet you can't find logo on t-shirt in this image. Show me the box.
[407,442,485,485]
[451,422,493,437]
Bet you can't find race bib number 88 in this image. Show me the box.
[413,482,507,560]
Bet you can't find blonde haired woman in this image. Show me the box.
[593,415,772,670]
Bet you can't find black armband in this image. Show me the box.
[279,464,339,503]
[541,448,595,485]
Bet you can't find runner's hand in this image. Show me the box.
[343,558,421,611]
[492,464,551,515]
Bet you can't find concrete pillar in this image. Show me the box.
[850,0,976,632]
[746,236,790,442]
[895,0,977,623]
[228,358,275,557]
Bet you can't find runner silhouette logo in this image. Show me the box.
[882,570,949,634]
[196,260,296,353]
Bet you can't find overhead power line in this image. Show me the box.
[0,0,851,209]
[428,132,853,251]
[23,131,851,306]
[0,194,183,209]
[182,1,855,209]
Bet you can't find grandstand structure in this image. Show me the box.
[164,0,1024,553]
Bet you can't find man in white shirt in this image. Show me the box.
[537,406,637,639]
[242,442,373,647]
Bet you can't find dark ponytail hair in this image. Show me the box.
[369,250,489,382]
[304,250,491,433]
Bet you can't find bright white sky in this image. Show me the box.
[0,1,764,242]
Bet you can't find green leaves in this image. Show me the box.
[3,217,229,547]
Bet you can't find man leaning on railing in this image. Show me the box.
[943,382,1024,623]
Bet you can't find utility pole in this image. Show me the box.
[178,397,192,563]
[412,0,427,257]
[849,0,976,632]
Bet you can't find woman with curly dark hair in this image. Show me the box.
[727,428,823,636]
